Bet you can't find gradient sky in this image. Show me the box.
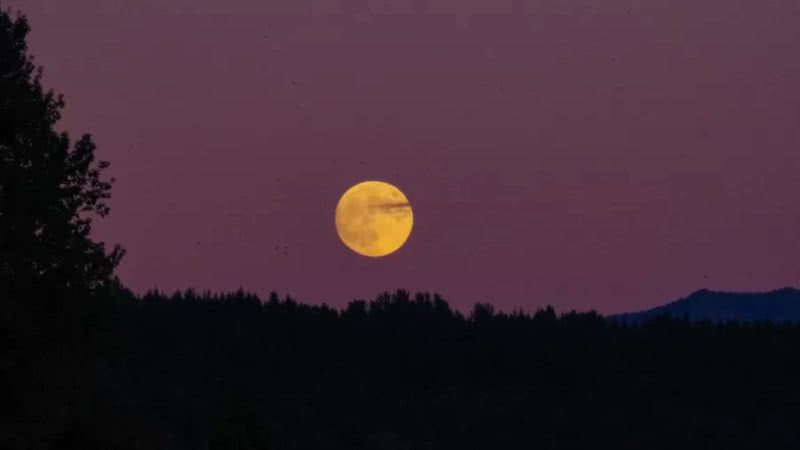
[11,0,800,313]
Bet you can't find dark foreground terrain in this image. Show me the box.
[4,287,800,450]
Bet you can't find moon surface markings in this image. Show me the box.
[334,181,413,257]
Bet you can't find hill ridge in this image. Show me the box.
[611,287,800,323]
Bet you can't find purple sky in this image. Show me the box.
[11,0,800,313]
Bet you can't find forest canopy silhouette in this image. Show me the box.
[0,7,122,302]
[2,6,800,450]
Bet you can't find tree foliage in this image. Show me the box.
[0,7,123,298]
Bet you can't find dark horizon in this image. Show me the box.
[9,0,800,314]
[117,283,800,319]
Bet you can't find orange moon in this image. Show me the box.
[334,181,413,257]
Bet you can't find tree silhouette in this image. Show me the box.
[0,7,123,299]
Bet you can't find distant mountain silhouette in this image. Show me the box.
[612,287,800,323]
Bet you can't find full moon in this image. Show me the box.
[335,181,414,257]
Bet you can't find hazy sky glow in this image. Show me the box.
[12,0,800,313]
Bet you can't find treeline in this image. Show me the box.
[5,287,800,449]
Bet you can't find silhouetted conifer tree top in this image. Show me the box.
[0,7,123,298]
